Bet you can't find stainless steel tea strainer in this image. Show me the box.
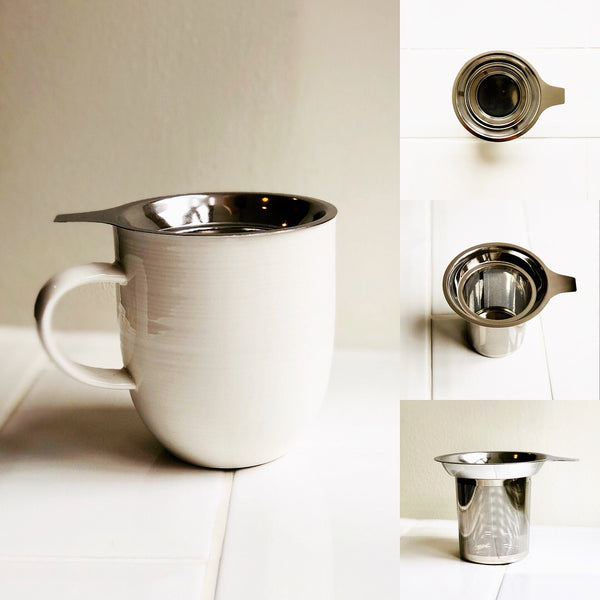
[453,51,565,141]
[435,452,577,564]
[443,243,576,358]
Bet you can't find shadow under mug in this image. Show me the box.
[34,193,337,469]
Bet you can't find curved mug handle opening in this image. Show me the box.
[34,262,135,390]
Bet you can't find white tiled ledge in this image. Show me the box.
[400,519,600,599]
[0,327,399,600]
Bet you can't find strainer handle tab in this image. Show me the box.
[540,82,565,112]
[55,209,117,226]
[547,270,577,298]
[34,262,136,390]
[546,455,578,462]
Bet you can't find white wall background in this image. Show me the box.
[0,0,399,350]
[401,401,600,526]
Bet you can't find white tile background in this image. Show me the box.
[400,0,600,400]
[400,519,600,600]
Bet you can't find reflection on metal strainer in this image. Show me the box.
[452,51,565,142]
[443,243,576,357]
[435,452,577,564]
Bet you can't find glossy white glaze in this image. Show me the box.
[35,220,336,468]
[117,222,336,468]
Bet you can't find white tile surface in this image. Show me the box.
[216,350,400,600]
[400,139,587,208]
[0,330,230,600]
[431,316,552,400]
[589,139,600,201]
[0,559,206,600]
[400,49,463,139]
[0,326,47,426]
[590,10,600,48]
[498,526,600,598]
[0,364,229,560]
[400,0,593,49]
[497,573,600,600]
[0,330,400,598]
[400,518,418,537]
[400,520,506,600]
[400,198,431,399]
[508,526,600,575]
[400,49,600,139]
[525,156,599,400]
[401,520,600,600]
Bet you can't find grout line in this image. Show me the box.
[585,138,591,205]
[0,355,48,434]
[538,318,555,400]
[429,197,434,400]
[521,199,555,400]
[202,471,235,600]
[493,568,509,600]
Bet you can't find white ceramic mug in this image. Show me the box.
[35,193,337,468]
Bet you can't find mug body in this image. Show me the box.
[115,220,336,468]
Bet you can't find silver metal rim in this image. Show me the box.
[453,51,543,141]
[435,451,550,479]
[55,192,337,237]
[461,550,529,565]
[442,242,550,328]
[456,261,538,326]
[435,451,551,466]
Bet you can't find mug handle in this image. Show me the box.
[34,262,136,390]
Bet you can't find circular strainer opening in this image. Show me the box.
[442,243,552,328]
[476,74,521,118]
[458,263,536,322]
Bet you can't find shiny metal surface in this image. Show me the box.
[434,451,576,480]
[443,242,576,357]
[457,477,530,564]
[453,51,565,142]
[466,321,525,359]
[55,192,337,236]
[435,452,577,564]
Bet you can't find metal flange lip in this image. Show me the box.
[453,51,552,142]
